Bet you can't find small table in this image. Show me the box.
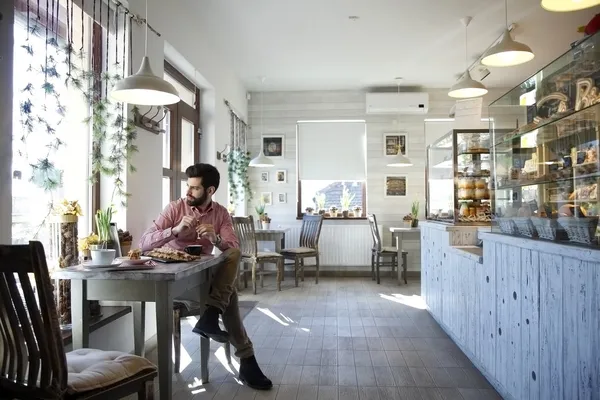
[254,228,288,252]
[389,227,420,284]
[53,255,225,400]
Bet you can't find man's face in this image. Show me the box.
[185,177,213,207]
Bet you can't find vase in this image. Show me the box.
[403,220,412,228]
[120,242,132,256]
[330,211,338,218]
[342,210,349,218]
[261,222,271,230]
[319,210,325,215]
[354,210,362,218]
[412,219,419,228]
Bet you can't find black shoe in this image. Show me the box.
[239,355,272,390]
[192,306,229,343]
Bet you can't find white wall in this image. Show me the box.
[246,89,508,271]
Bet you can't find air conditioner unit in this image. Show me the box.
[365,92,429,115]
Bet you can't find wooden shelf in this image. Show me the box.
[61,305,132,345]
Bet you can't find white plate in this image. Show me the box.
[82,260,123,269]
[115,256,152,265]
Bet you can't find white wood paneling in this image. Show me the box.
[421,224,600,400]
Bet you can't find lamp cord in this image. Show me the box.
[504,0,508,29]
[464,23,468,70]
[144,0,148,56]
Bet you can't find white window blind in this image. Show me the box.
[297,121,367,181]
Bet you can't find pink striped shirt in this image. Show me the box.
[139,199,238,254]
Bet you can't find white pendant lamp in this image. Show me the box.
[249,78,274,168]
[449,17,488,99]
[541,0,600,12]
[388,78,413,167]
[110,0,180,105]
[481,0,534,67]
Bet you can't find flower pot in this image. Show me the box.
[261,222,271,230]
[120,242,132,256]
[354,210,361,218]
[305,211,314,215]
[342,210,349,218]
[403,220,412,228]
[411,219,419,228]
[330,211,337,218]
[319,210,325,215]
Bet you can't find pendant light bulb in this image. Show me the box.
[250,77,274,168]
[448,17,488,99]
[110,0,180,105]
[541,0,600,12]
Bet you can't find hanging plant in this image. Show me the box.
[227,149,252,205]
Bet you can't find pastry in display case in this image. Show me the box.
[426,129,493,225]
[490,31,600,247]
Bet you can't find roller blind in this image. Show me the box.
[298,121,367,181]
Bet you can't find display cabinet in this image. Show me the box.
[490,31,600,247]
[426,129,493,225]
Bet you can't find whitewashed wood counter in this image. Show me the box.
[420,221,600,400]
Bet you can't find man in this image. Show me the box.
[139,163,272,390]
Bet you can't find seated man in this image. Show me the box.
[139,163,272,390]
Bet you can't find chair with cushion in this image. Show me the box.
[367,214,407,285]
[281,214,324,285]
[232,216,284,294]
[0,241,157,400]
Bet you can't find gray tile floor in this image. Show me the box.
[141,277,502,400]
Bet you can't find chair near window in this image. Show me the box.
[232,216,284,294]
[0,242,157,400]
[367,214,408,285]
[281,214,324,285]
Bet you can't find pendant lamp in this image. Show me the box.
[387,79,413,167]
[110,0,180,105]
[249,78,274,168]
[541,0,600,12]
[481,0,534,67]
[449,17,488,99]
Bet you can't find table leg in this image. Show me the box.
[155,282,174,400]
[278,233,285,281]
[199,269,211,383]
[396,234,403,285]
[70,279,89,349]
[133,301,146,357]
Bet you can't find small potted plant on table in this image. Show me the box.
[340,185,355,218]
[411,201,420,227]
[261,214,271,230]
[403,214,413,228]
[305,207,314,215]
[315,193,326,215]
[354,206,362,218]
[330,206,339,218]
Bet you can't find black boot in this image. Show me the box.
[192,306,229,343]
[239,355,272,390]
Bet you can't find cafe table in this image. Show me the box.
[389,226,420,284]
[52,255,225,400]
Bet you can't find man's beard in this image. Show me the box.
[186,192,208,207]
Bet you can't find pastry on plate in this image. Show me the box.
[127,248,142,260]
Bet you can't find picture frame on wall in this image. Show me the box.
[384,175,407,197]
[260,171,269,182]
[276,169,287,183]
[260,192,273,205]
[383,132,407,157]
[262,135,285,158]
[277,193,287,204]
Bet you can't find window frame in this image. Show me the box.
[296,180,368,220]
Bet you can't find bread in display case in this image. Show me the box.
[426,129,493,225]
[490,31,600,247]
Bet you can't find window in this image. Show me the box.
[297,121,368,218]
[162,61,200,207]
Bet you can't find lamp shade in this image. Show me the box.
[387,153,413,167]
[249,152,274,167]
[481,30,534,67]
[541,0,600,12]
[448,70,488,99]
[110,57,180,106]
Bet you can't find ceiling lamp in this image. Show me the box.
[482,0,534,67]
[541,0,600,12]
[449,17,488,99]
[110,0,180,105]
[388,78,413,167]
[249,78,274,168]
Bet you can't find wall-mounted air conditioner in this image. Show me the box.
[365,92,429,115]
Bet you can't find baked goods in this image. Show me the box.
[127,248,142,260]
[146,247,201,262]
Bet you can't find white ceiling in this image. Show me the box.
[188,0,598,91]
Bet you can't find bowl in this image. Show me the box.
[184,245,203,256]
[89,249,116,265]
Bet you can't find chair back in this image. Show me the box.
[367,214,382,251]
[0,242,68,399]
[232,216,258,258]
[299,214,324,250]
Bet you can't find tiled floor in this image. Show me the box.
[141,277,502,400]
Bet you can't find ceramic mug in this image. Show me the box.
[90,249,116,265]
[184,245,203,256]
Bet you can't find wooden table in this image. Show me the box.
[389,227,420,284]
[254,228,288,252]
[53,255,225,400]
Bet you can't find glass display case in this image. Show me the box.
[426,129,493,225]
[490,31,600,247]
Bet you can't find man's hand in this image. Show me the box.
[173,216,197,237]
[196,224,218,244]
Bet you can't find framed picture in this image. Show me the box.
[262,135,285,158]
[276,169,287,183]
[384,133,407,156]
[277,193,287,204]
[260,192,273,205]
[260,171,269,182]
[385,175,407,197]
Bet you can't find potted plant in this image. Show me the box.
[118,229,133,256]
[411,201,420,227]
[354,206,362,218]
[403,214,413,228]
[78,233,100,260]
[261,215,271,230]
[305,207,314,215]
[315,193,326,214]
[255,203,266,220]
[92,206,116,263]
[330,206,339,218]
[340,185,355,218]
[55,199,83,223]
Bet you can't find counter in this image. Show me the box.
[420,221,600,400]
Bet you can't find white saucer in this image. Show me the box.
[115,256,152,265]
[82,260,123,269]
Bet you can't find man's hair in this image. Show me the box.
[185,163,220,191]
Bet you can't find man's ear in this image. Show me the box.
[208,186,216,196]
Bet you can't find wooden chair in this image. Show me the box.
[281,214,324,285]
[367,214,408,285]
[0,241,157,400]
[232,216,284,294]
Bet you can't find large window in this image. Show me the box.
[162,62,200,208]
[297,121,367,218]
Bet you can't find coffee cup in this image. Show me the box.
[89,249,116,265]
[184,245,203,256]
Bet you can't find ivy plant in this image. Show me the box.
[227,149,252,205]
